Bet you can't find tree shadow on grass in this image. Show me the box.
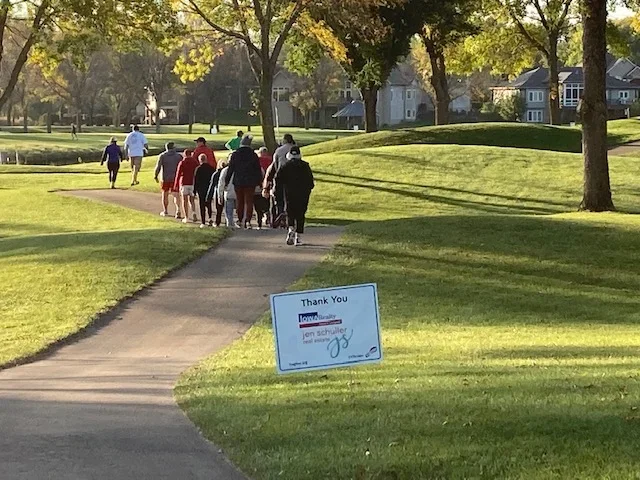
[301,215,640,327]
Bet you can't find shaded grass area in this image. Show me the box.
[176,143,640,479]
[0,172,226,366]
[303,118,640,156]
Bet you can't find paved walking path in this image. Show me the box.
[609,140,640,157]
[0,189,343,480]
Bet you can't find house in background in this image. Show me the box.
[491,61,640,124]
[273,62,473,128]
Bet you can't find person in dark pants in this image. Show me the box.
[274,146,314,246]
[206,160,226,227]
[194,153,216,228]
[264,134,296,223]
[100,137,124,189]
[225,135,262,229]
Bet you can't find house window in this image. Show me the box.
[562,83,583,106]
[528,90,544,103]
[527,110,543,123]
[406,109,416,119]
[339,81,353,101]
[619,90,630,104]
[272,87,290,102]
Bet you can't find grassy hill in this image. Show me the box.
[177,143,640,479]
[303,118,640,156]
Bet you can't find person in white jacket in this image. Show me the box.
[217,158,237,228]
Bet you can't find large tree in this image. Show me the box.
[417,0,479,125]
[179,0,307,151]
[496,0,576,125]
[309,0,435,132]
[580,0,614,211]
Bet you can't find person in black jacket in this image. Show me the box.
[194,154,216,228]
[225,135,262,229]
[274,146,314,246]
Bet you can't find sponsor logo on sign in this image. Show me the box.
[298,312,343,329]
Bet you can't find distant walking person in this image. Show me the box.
[71,124,78,140]
[154,142,182,218]
[173,150,200,224]
[225,130,244,151]
[194,153,216,228]
[100,137,124,189]
[225,135,262,229]
[193,136,217,168]
[124,125,148,186]
[275,146,314,246]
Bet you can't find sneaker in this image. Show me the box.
[182,218,189,224]
[160,211,168,217]
[175,212,182,219]
[295,235,303,246]
[245,223,252,230]
[130,182,135,187]
[135,181,140,185]
[199,223,207,229]
[208,220,214,227]
[234,221,242,229]
[286,229,295,246]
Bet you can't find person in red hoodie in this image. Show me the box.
[173,150,200,224]
[193,137,216,168]
[256,146,272,172]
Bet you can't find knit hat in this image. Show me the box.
[240,134,253,147]
[286,146,301,161]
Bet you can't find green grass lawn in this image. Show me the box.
[176,144,640,479]
[0,125,355,165]
[303,118,640,156]
[0,167,227,367]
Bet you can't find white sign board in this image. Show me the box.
[270,284,382,374]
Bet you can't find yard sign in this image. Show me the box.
[270,283,382,374]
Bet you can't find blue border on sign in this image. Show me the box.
[270,283,382,374]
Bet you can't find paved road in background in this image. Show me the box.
[0,189,343,480]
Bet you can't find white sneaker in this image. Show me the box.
[175,212,182,219]
[199,223,207,229]
[295,235,303,246]
[286,229,295,246]
[160,211,168,217]
[182,218,189,224]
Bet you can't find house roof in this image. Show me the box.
[499,66,640,90]
[332,100,364,118]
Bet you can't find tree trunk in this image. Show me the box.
[75,111,82,133]
[188,96,194,135]
[580,0,614,211]
[424,36,450,126]
[548,36,560,125]
[361,85,379,133]
[6,101,12,126]
[46,103,52,133]
[258,73,277,152]
[22,104,28,133]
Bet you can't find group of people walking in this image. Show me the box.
[101,126,315,246]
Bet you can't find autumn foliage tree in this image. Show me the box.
[308,0,435,132]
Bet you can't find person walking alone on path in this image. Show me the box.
[100,137,124,189]
[71,124,78,140]
[225,130,244,151]
[174,150,199,224]
[225,135,262,229]
[193,137,216,168]
[154,142,182,218]
[124,125,148,186]
[275,146,314,246]
[194,153,216,228]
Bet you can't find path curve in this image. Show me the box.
[0,189,343,480]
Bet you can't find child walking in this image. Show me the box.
[194,154,216,228]
[217,156,237,227]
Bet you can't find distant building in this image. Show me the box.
[491,61,640,124]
